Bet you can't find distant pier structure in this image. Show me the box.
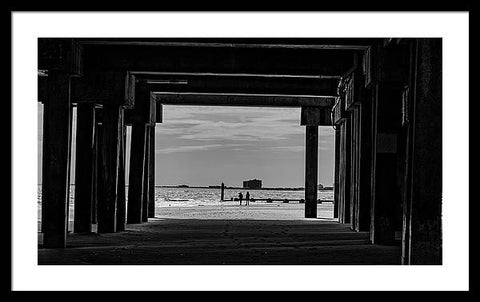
[243,179,262,189]
[38,38,442,265]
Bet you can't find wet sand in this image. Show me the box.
[38,203,401,265]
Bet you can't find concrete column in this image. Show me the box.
[370,82,403,245]
[97,104,121,233]
[148,126,156,218]
[358,99,373,232]
[405,39,442,264]
[337,122,345,223]
[73,103,96,233]
[333,128,340,219]
[343,117,352,224]
[142,127,151,222]
[116,109,127,231]
[350,109,357,228]
[41,71,72,248]
[92,122,101,225]
[127,122,147,224]
[305,125,318,218]
[301,106,331,219]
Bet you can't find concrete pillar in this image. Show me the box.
[405,39,442,264]
[127,122,147,224]
[333,128,340,219]
[73,103,96,233]
[301,106,331,219]
[370,82,403,245]
[305,125,318,218]
[41,71,72,248]
[350,109,357,228]
[343,117,352,224]
[116,109,127,231]
[97,104,121,233]
[142,127,151,222]
[148,126,156,218]
[92,122,101,225]
[358,99,373,232]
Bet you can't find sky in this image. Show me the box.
[38,104,335,188]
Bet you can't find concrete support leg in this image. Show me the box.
[305,125,318,218]
[343,118,352,224]
[41,71,72,248]
[359,101,373,232]
[127,122,147,224]
[97,104,121,233]
[370,83,403,245]
[333,128,340,219]
[405,39,442,264]
[73,103,96,233]
[142,127,151,222]
[92,122,101,225]
[148,126,156,218]
[350,109,357,228]
[116,110,127,231]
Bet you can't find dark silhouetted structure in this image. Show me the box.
[243,179,262,189]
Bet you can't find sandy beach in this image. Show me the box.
[38,203,400,265]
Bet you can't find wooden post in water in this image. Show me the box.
[73,103,96,233]
[148,126,156,218]
[97,104,121,233]
[41,71,72,248]
[221,182,225,201]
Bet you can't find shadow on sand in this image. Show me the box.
[38,218,401,265]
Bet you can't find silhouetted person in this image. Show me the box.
[238,192,243,205]
[246,192,250,206]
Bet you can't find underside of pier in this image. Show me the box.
[38,38,442,265]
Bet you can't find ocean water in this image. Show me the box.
[37,185,333,222]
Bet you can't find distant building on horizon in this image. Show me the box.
[243,179,262,189]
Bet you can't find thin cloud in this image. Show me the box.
[270,146,305,152]
[156,143,246,154]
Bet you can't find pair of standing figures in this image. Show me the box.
[238,192,250,205]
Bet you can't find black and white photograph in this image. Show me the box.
[11,11,469,291]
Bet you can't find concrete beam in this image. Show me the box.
[71,71,135,108]
[154,92,334,108]
[82,42,356,76]
[300,107,332,126]
[137,74,339,96]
